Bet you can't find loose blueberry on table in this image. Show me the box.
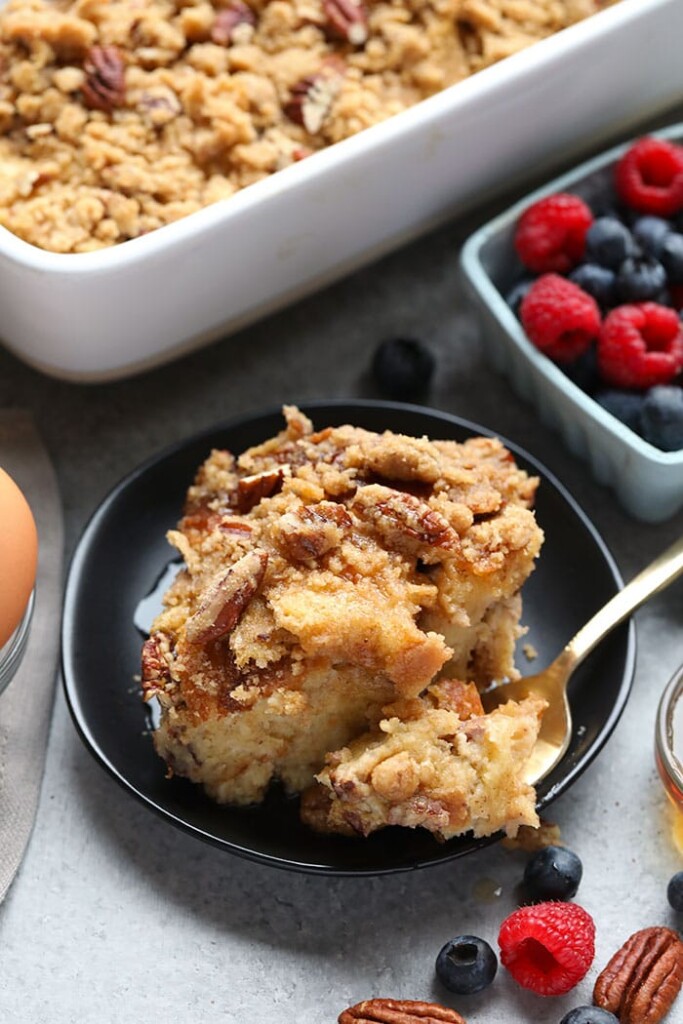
[508,135,683,451]
[371,338,435,400]
[667,869,683,912]
[560,1008,619,1024]
[523,844,583,901]
[435,935,498,994]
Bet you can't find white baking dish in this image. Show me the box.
[2,0,683,382]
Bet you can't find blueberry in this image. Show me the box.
[616,255,667,303]
[585,216,638,269]
[632,216,672,258]
[371,338,435,400]
[595,390,646,434]
[654,286,674,308]
[564,345,600,394]
[641,386,683,451]
[660,233,683,285]
[523,845,583,901]
[506,277,535,317]
[667,870,683,911]
[435,935,497,995]
[559,1008,619,1024]
[568,263,616,307]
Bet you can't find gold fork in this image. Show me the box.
[481,534,683,785]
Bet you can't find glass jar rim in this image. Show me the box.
[655,662,683,798]
[0,591,34,698]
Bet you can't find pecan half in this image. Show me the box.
[324,0,369,45]
[275,500,351,560]
[339,999,466,1023]
[82,45,125,112]
[593,926,683,1024]
[284,64,344,135]
[211,1,256,45]
[352,484,458,555]
[237,468,284,512]
[185,550,268,644]
[141,632,173,699]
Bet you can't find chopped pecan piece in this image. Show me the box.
[185,550,268,644]
[141,632,173,699]
[284,64,344,135]
[593,926,683,1024]
[237,468,284,512]
[339,999,466,1023]
[324,0,369,46]
[82,45,125,112]
[275,501,351,560]
[218,517,254,536]
[426,678,484,718]
[352,484,458,555]
[138,86,181,127]
[211,1,256,45]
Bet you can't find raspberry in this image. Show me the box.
[520,274,601,363]
[597,303,683,389]
[514,193,593,273]
[615,137,683,217]
[498,902,595,997]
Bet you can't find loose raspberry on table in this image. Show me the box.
[597,303,683,389]
[520,274,601,363]
[514,193,594,274]
[615,137,683,217]
[498,901,596,997]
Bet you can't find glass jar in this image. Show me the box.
[0,590,34,698]
[655,662,683,813]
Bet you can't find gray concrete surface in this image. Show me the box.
[1,183,682,1024]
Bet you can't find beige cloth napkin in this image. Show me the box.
[0,411,63,903]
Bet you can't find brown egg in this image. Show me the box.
[0,468,38,649]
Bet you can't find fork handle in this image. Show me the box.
[564,534,683,671]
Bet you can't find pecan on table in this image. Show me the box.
[324,0,369,46]
[82,45,125,112]
[593,925,683,1024]
[185,550,268,644]
[339,999,466,1024]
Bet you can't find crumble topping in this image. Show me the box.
[142,408,545,839]
[0,0,615,252]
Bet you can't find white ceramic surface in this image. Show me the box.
[460,124,683,524]
[1,0,683,382]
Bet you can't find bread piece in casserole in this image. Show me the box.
[301,680,546,840]
[141,406,543,836]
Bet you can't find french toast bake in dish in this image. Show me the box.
[141,407,545,841]
[0,0,614,252]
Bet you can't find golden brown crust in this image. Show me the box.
[0,0,615,252]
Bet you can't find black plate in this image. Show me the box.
[62,401,635,875]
